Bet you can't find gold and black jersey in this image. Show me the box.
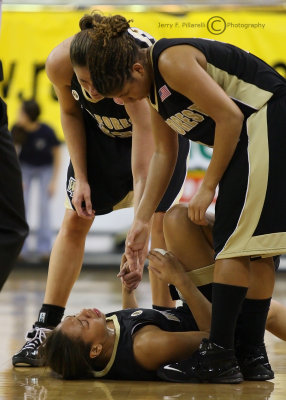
[150,37,286,260]
[71,80,133,139]
[66,30,190,215]
[92,306,198,381]
[149,38,286,146]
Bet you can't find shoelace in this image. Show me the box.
[23,327,50,350]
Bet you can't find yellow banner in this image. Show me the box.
[1,8,286,139]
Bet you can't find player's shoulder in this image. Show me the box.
[46,36,74,86]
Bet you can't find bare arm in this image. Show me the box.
[159,45,244,225]
[119,254,139,309]
[133,325,207,370]
[148,250,211,332]
[46,37,93,218]
[117,100,155,290]
[125,99,154,212]
[125,105,179,270]
[133,250,211,370]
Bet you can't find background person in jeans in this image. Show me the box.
[12,99,61,260]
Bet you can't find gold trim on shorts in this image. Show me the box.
[187,264,214,286]
[64,191,134,212]
[64,193,73,210]
[216,104,286,259]
[113,191,134,211]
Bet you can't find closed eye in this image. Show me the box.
[64,315,89,328]
[78,319,89,328]
[64,315,76,319]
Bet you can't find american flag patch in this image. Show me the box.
[158,85,171,102]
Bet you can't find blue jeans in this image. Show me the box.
[21,163,53,255]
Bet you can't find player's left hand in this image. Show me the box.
[147,249,187,289]
[188,184,215,226]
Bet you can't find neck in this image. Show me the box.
[93,321,116,368]
[23,121,40,132]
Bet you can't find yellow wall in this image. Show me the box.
[1,7,286,139]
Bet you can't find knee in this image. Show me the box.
[163,203,188,234]
[60,211,93,241]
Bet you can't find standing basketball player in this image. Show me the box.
[84,15,286,383]
[12,14,189,366]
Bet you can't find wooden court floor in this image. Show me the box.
[1,267,286,400]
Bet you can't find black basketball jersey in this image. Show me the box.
[71,28,155,139]
[149,38,286,146]
[92,306,198,380]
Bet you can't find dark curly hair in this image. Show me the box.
[70,12,142,96]
[70,12,106,68]
[44,328,94,380]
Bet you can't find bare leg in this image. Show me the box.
[247,257,275,299]
[161,204,279,346]
[163,203,214,272]
[149,212,175,308]
[266,299,286,341]
[214,257,250,287]
[44,209,94,306]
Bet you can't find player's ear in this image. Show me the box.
[132,63,144,75]
[90,343,102,359]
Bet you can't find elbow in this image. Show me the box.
[236,109,244,129]
[229,108,244,135]
[132,173,148,189]
[216,109,244,145]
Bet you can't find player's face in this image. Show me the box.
[73,66,104,101]
[59,308,107,345]
[112,63,150,104]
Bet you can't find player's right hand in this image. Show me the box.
[72,180,95,219]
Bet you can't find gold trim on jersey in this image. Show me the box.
[207,63,273,110]
[148,44,159,112]
[217,104,286,259]
[92,314,120,378]
[81,85,103,104]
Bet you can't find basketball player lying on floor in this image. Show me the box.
[44,216,285,382]
[44,251,211,381]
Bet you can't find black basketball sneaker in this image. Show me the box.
[12,325,52,367]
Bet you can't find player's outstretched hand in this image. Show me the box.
[117,253,143,291]
[147,249,187,289]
